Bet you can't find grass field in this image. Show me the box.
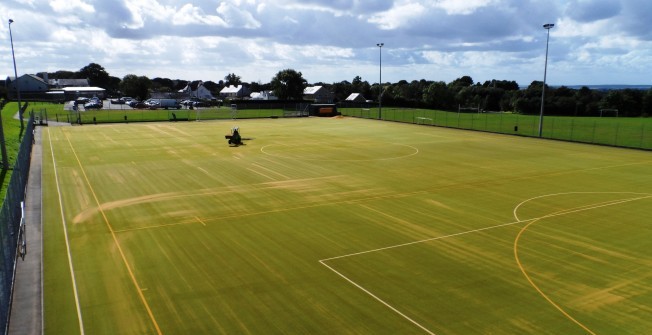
[41,117,651,334]
[340,107,652,150]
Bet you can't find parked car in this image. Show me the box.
[180,99,196,106]
[145,98,159,106]
[84,101,103,110]
[128,100,140,107]
[132,101,149,109]
[111,97,132,104]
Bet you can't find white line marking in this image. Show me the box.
[251,162,290,179]
[47,129,85,335]
[319,260,437,335]
[320,192,652,334]
[513,191,652,222]
[246,167,276,181]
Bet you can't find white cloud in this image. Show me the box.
[215,2,261,29]
[434,0,497,15]
[173,4,228,26]
[368,2,426,29]
[50,0,95,13]
[1,0,652,85]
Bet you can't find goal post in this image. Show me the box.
[599,109,619,117]
[230,104,238,119]
[458,104,480,113]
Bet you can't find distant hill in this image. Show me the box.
[558,85,652,91]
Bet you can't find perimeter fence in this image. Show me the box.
[0,113,34,334]
[341,107,652,150]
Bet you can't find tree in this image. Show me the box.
[643,89,652,117]
[49,70,76,79]
[270,69,307,100]
[119,74,151,100]
[203,81,221,96]
[449,76,474,88]
[151,77,176,92]
[423,81,454,110]
[78,63,111,88]
[224,73,242,86]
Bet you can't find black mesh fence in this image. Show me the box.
[0,114,34,334]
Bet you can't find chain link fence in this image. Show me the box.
[340,107,651,150]
[0,113,34,334]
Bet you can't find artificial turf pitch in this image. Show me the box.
[41,117,652,334]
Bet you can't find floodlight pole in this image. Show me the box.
[0,19,19,170]
[377,43,383,120]
[538,23,554,138]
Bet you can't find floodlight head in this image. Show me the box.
[9,19,14,24]
[543,23,554,29]
[377,43,384,47]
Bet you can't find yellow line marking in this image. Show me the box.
[47,129,86,335]
[63,132,163,335]
[513,193,651,335]
[322,192,650,334]
[195,216,207,226]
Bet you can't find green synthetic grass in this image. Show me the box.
[42,117,652,334]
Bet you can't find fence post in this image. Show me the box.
[614,122,620,146]
[640,123,646,149]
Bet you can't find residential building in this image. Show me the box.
[345,93,367,103]
[220,85,250,98]
[5,74,49,99]
[249,90,277,100]
[48,78,90,89]
[178,80,215,99]
[303,86,334,103]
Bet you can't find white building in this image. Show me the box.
[249,90,277,100]
[303,86,334,103]
[220,85,250,98]
[178,81,214,99]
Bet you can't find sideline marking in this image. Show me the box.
[319,260,437,335]
[47,129,85,334]
[321,192,651,334]
[63,131,163,335]
[513,193,651,335]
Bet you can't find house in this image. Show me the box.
[48,78,90,89]
[303,86,334,103]
[249,91,277,100]
[345,93,366,103]
[178,80,215,99]
[61,87,106,99]
[220,85,250,98]
[5,74,50,98]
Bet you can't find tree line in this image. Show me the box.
[5,63,651,117]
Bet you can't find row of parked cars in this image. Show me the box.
[73,97,103,110]
[109,97,183,109]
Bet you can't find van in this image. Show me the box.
[156,99,182,110]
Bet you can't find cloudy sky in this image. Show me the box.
[1,0,651,87]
